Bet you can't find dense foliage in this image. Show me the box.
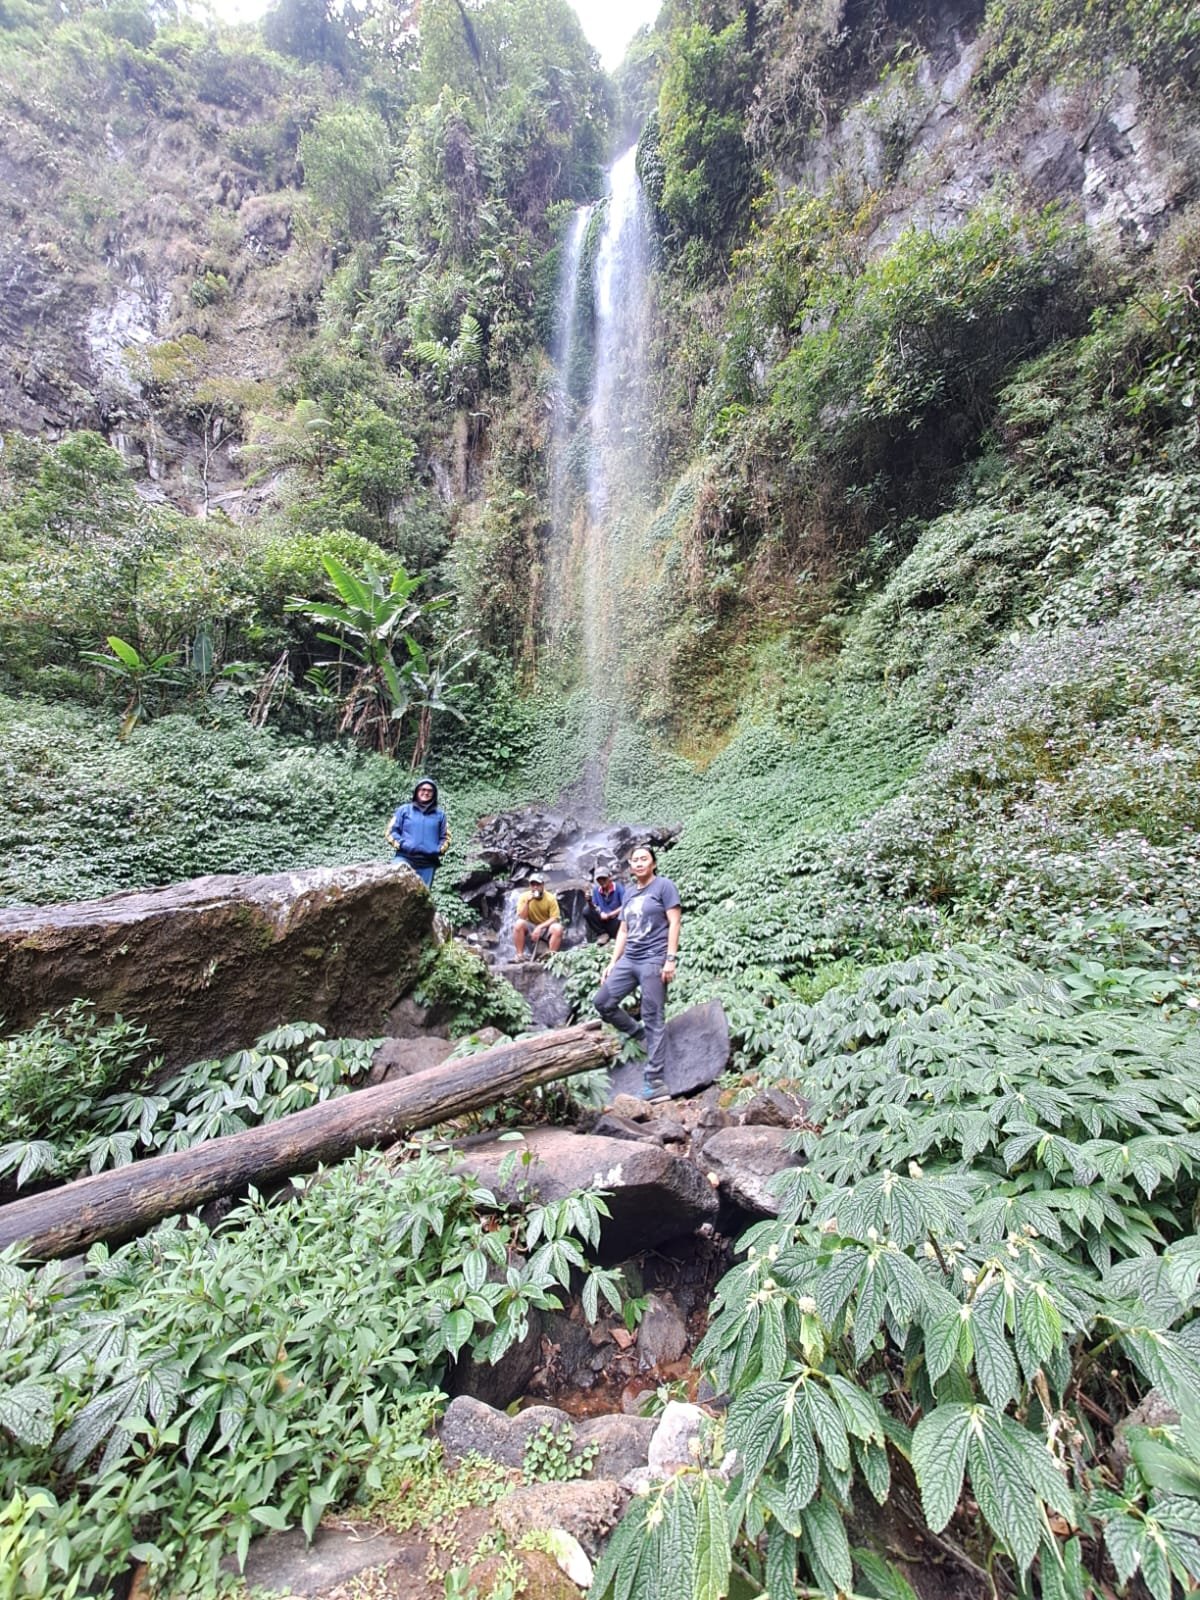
[0,1150,618,1594]
[3,0,1200,1593]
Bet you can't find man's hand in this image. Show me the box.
[661,956,678,984]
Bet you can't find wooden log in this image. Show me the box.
[0,1022,617,1262]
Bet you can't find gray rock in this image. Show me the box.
[0,863,433,1066]
[440,1394,521,1466]
[504,962,570,1028]
[636,1293,689,1372]
[574,1413,657,1479]
[233,1524,409,1597]
[606,999,731,1100]
[385,993,444,1039]
[453,1129,719,1254]
[699,1125,806,1216]
[493,1480,627,1558]
[368,1034,454,1083]
[739,1087,811,1128]
[648,1402,708,1476]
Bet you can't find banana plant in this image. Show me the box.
[79,635,181,738]
[286,555,452,756]
[405,626,478,771]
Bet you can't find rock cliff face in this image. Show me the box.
[0,48,321,504]
[0,862,434,1063]
[770,1,1196,254]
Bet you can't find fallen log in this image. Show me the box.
[0,1022,617,1262]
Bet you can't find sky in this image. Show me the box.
[207,0,658,71]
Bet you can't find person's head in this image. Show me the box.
[629,845,656,881]
[594,866,614,887]
[529,874,545,894]
[412,776,438,807]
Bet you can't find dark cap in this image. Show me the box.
[593,866,614,880]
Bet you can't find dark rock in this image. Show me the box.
[654,1118,689,1145]
[699,1125,806,1216]
[635,1293,688,1372]
[1022,128,1085,197]
[368,1034,454,1083]
[448,1310,544,1409]
[453,1128,719,1255]
[590,1113,659,1143]
[739,1087,811,1128]
[606,1000,730,1101]
[534,1311,603,1394]
[0,864,433,1065]
[384,993,445,1039]
[504,962,571,1028]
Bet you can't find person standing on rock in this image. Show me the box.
[592,844,681,1102]
[514,873,564,961]
[583,865,625,945]
[386,777,450,888]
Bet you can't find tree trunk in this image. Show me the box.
[0,1022,617,1262]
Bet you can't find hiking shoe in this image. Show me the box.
[640,1078,670,1104]
[597,934,610,946]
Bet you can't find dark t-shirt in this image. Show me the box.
[620,875,681,961]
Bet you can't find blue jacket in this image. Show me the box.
[390,778,447,863]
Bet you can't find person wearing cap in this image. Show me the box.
[591,844,681,1102]
[514,874,563,961]
[583,866,626,945]
[386,777,450,887]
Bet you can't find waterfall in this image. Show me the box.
[546,205,592,630]
[545,146,655,812]
[586,147,652,526]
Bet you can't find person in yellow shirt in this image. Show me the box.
[514,873,564,961]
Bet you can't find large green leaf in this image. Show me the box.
[911,1403,972,1533]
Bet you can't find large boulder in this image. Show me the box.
[606,1000,731,1100]
[453,1128,719,1255]
[0,863,434,1063]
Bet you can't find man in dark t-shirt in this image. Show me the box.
[591,844,681,1102]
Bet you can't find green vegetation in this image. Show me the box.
[2,0,1200,1592]
[0,1152,619,1594]
[0,1010,377,1195]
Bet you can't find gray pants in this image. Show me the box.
[592,954,668,1082]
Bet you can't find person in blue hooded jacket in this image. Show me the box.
[386,777,450,887]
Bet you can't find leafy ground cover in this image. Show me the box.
[0,1147,619,1595]
[592,946,1200,1600]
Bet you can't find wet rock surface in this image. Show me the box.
[0,863,434,1064]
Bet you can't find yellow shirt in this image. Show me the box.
[517,889,559,926]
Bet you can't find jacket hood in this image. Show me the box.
[411,776,439,807]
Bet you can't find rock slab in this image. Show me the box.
[606,999,731,1100]
[0,863,433,1063]
[453,1128,719,1255]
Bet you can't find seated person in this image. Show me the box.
[514,874,563,961]
[583,865,625,944]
